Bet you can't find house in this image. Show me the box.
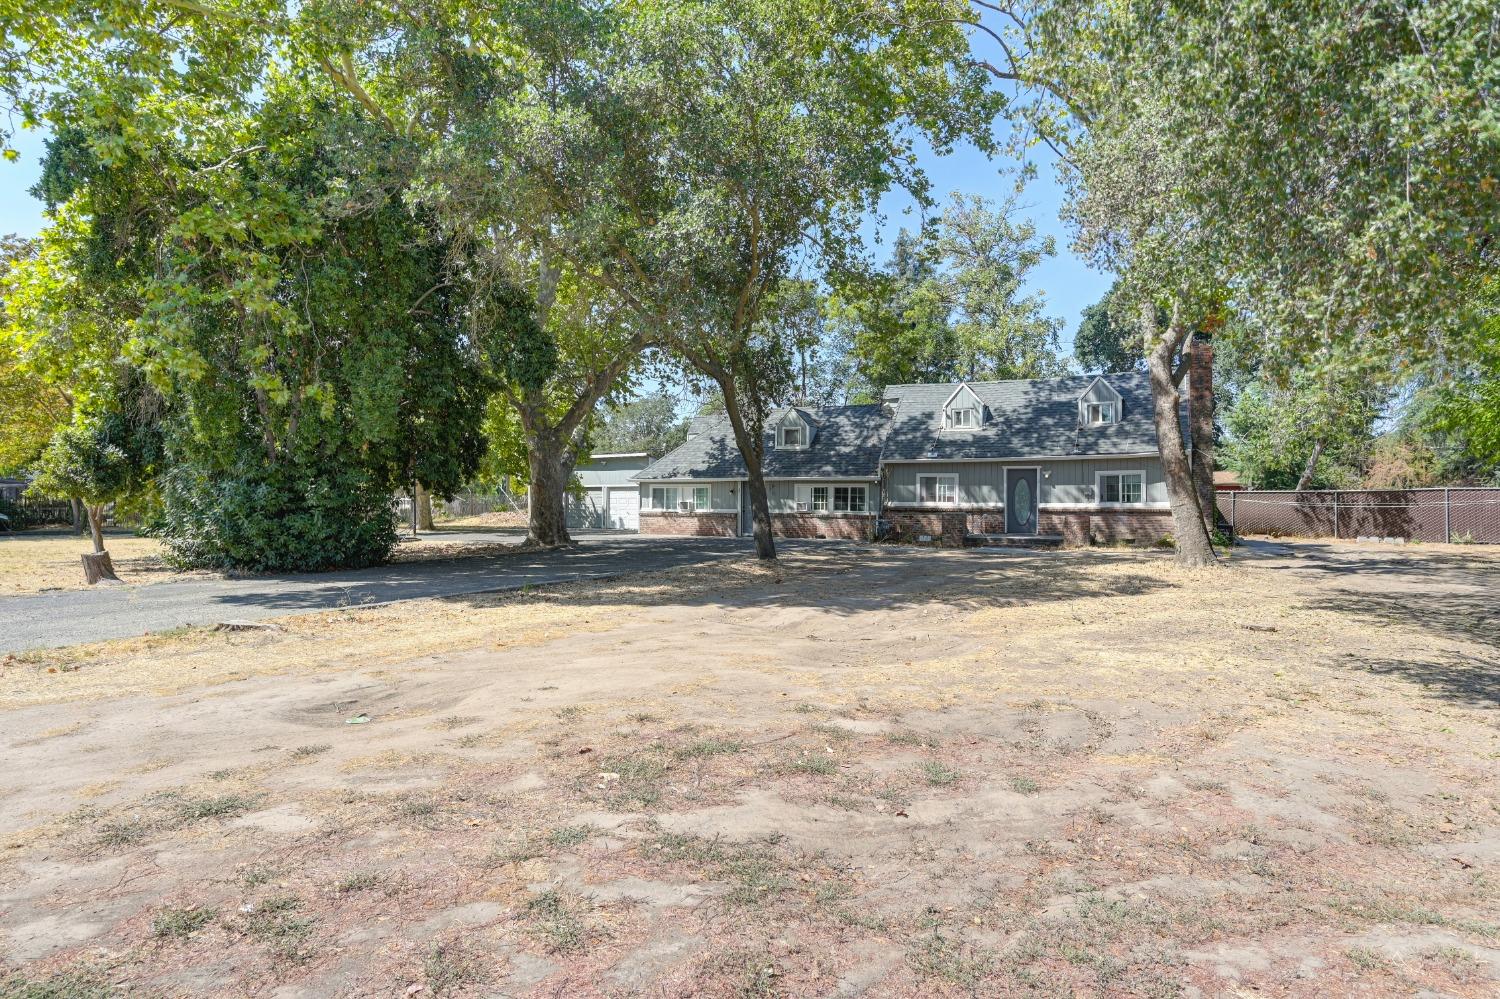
[566,452,651,531]
[634,369,1195,546]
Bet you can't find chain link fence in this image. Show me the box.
[1217,488,1500,543]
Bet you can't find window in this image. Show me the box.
[918,474,957,505]
[946,407,980,429]
[1097,472,1144,505]
[650,486,680,510]
[1084,402,1117,426]
[779,424,805,448]
[693,485,710,509]
[810,486,829,512]
[833,486,866,513]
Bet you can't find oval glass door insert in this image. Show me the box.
[1014,479,1032,526]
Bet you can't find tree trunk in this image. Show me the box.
[414,481,435,531]
[718,379,776,560]
[1295,439,1325,491]
[1187,333,1217,535]
[1145,309,1216,567]
[71,497,86,535]
[81,504,121,584]
[526,441,574,547]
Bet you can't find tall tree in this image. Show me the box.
[963,0,1498,565]
[1074,282,1146,374]
[593,395,691,457]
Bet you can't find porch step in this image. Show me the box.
[966,533,1065,549]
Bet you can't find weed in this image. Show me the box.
[289,745,330,760]
[172,794,257,823]
[424,941,481,996]
[919,761,961,786]
[1010,776,1040,795]
[595,753,670,809]
[1346,946,1386,972]
[627,711,661,724]
[430,715,482,731]
[886,730,934,748]
[0,970,115,998]
[546,824,598,849]
[791,702,818,714]
[907,925,994,988]
[239,895,315,963]
[94,819,148,849]
[395,796,439,818]
[334,871,382,894]
[238,865,278,888]
[152,906,217,939]
[523,890,591,953]
[554,705,584,720]
[675,738,744,759]
[782,753,838,777]
[807,722,852,743]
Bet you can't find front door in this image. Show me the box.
[1005,468,1039,534]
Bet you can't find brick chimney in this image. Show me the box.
[1188,332,1216,527]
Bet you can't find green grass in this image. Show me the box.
[918,761,962,786]
[546,824,599,849]
[238,895,316,963]
[152,906,217,939]
[1010,776,1040,795]
[674,737,744,759]
[170,793,258,823]
[0,970,116,999]
[782,753,838,777]
[334,871,383,894]
[424,942,481,996]
[523,890,592,953]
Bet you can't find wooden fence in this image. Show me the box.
[1217,488,1500,543]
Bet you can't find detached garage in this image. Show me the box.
[566,452,651,531]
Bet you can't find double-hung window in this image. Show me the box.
[780,425,805,448]
[810,486,829,512]
[1097,471,1144,505]
[833,486,866,513]
[692,485,711,510]
[650,486,680,510]
[918,474,957,506]
[1084,402,1117,426]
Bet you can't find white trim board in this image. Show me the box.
[881,453,1160,464]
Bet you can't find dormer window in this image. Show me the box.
[1084,402,1116,426]
[1078,378,1123,427]
[779,425,805,449]
[941,384,983,432]
[946,407,980,430]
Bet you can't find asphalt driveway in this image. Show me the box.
[0,535,752,654]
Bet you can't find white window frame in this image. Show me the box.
[917,474,958,507]
[1096,470,1145,506]
[692,485,711,510]
[833,485,866,513]
[945,407,980,430]
[650,486,681,510]
[1084,401,1117,426]
[809,485,829,512]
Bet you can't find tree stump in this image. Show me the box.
[81,551,122,585]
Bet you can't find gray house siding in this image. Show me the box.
[766,480,877,513]
[576,454,651,488]
[884,457,1166,507]
[637,479,739,512]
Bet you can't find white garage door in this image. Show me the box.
[605,486,639,531]
[566,488,605,529]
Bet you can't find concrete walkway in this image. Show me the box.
[0,535,752,654]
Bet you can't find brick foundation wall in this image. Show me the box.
[1039,509,1173,545]
[771,513,874,541]
[640,511,738,537]
[884,509,967,547]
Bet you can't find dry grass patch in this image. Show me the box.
[0,533,185,594]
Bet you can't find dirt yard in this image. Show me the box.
[1,541,1496,997]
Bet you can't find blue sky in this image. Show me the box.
[0,123,1111,354]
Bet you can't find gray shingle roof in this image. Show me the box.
[880,371,1180,461]
[634,404,889,480]
[635,372,1183,480]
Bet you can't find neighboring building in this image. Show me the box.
[1213,469,1246,492]
[0,477,26,503]
[634,368,1196,546]
[566,452,652,531]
